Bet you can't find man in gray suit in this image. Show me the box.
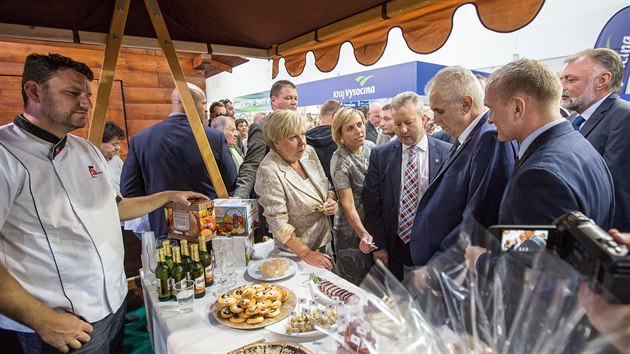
[561,48,630,231]
[234,80,298,198]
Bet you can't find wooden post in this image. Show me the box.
[143,0,228,198]
[87,0,130,146]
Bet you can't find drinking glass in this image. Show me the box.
[141,231,161,286]
[211,246,236,295]
[141,231,156,274]
[173,279,195,313]
[211,249,227,295]
[223,243,237,279]
[218,243,237,288]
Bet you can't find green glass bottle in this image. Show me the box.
[155,248,171,302]
[162,239,174,271]
[180,239,193,280]
[170,245,186,299]
[198,236,214,286]
[190,244,206,299]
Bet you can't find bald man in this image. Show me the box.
[365,102,382,143]
[121,83,237,236]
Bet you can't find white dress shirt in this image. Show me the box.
[456,110,487,148]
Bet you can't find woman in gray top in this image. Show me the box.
[330,108,377,285]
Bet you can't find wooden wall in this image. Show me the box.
[0,38,206,159]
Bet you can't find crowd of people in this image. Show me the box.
[1,47,629,353]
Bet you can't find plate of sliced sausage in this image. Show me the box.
[308,273,360,305]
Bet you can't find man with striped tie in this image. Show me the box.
[363,91,450,280]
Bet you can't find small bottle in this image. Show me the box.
[162,239,174,271]
[190,244,206,299]
[170,245,186,299]
[180,239,193,280]
[198,236,214,286]
[155,248,171,302]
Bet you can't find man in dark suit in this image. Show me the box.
[561,48,630,231]
[486,58,614,228]
[409,66,517,267]
[363,92,450,280]
[306,99,341,183]
[120,83,238,236]
[464,59,615,338]
[364,102,381,143]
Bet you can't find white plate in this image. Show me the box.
[265,316,336,338]
[247,258,297,281]
[309,281,334,305]
[309,280,361,305]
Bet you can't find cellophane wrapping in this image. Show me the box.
[320,219,626,353]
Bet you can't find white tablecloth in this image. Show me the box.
[141,241,368,354]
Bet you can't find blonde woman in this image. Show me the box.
[254,110,338,270]
[330,108,377,284]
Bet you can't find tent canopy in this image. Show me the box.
[0,0,545,77]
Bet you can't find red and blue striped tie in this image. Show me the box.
[398,146,420,244]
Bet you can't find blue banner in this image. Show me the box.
[297,61,450,106]
[234,61,490,110]
[594,5,630,100]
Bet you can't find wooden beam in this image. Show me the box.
[80,31,209,53]
[210,59,233,73]
[192,54,235,73]
[143,0,228,198]
[0,23,74,43]
[87,0,131,146]
[192,53,212,70]
[210,44,269,59]
[0,22,210,54]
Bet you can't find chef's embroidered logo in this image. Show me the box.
[88,165,102,178]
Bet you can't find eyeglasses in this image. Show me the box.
[215,112,227,117]
[219,99,232,105]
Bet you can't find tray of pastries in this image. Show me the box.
[212,283,296,329]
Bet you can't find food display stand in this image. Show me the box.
[141,241,362,353]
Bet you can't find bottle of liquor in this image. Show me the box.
[155,248,171,302]
[170,245,186,299]
[198,236,214,286]
[162,239,174,271]
[189,244,206,298]
[180,239,193,280]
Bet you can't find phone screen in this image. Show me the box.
[499,229,550,252]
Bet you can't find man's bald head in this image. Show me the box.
[367,102,382,126]
[172,83,208,124]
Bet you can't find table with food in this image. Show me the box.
[141,238,370,354]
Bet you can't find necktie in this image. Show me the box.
[398,146,420,244]
[445,140,461,162]
[571,115,586,131]
[514,155,521,170]
[436,140,460,175]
